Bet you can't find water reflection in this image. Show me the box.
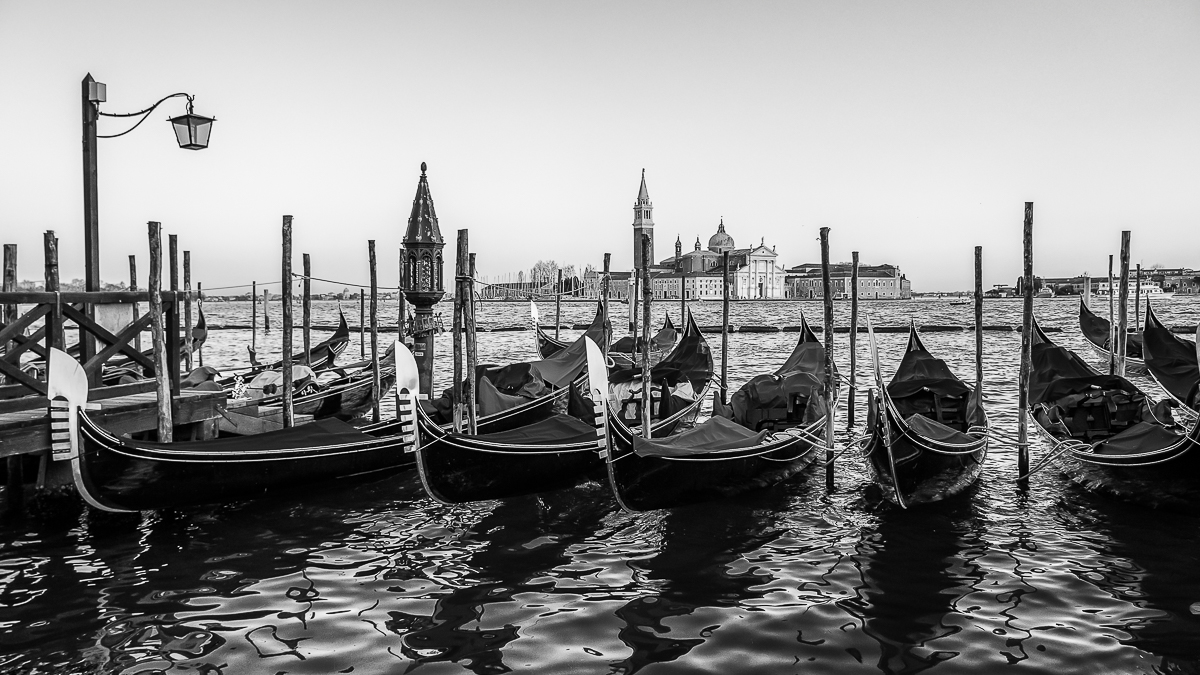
[397,486,615,673]
[612,487,792,673]
[846,500,986,673]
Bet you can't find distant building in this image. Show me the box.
[785,263,911,299]
[652,219,788,299]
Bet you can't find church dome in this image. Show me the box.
[707,219,734,252]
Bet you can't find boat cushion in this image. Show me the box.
[1091,421,1188,457]
[632,416,769,457]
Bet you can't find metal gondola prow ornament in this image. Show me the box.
[47,347,90,462]
[394,340,421,452]
[584,337,611,459]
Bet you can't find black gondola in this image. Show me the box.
[45,342,419,513]
[862,321,988,507]
[532,300,612,358]
[409,336,612,504]
[411,315,714,505]
[1026,320,1200,509]
[601,315,833,511]
[1142,302,1199,416]
[225,310,352,386]
[225,357,398,424]
[1079,299,1146,374]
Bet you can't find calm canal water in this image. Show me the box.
[2,297,1199,674]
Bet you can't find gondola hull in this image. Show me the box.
[73,414,414,512]
[863,396,987,506]
[413,407,601,503]
[606,404,827,512]
[1079,299,1147,374]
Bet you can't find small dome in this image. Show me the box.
[707,219,734,252]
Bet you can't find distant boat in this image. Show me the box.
[1094,282,1174,299]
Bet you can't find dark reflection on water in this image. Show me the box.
[3,298,1200,673]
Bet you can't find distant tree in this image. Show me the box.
[530,260,559,286]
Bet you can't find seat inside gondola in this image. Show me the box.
[727,371,827,432]
[1030,341,1179,449]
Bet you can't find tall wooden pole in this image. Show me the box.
[183,250,193,373]
[452,231,466,433]
[167,235,180,395]
[398,248,407,338]
[555,268,562,342]
[281,216,294,428]
[196,282,203,368]
[1108,255,1115,375]
[975,246,984,398]
[128,254,138,350]
[359,291,366,359]
[45,233,62,352]
[1,245,15,388]
[1018,203,1034,485]
[1117,231,1131,377]
[302,253,311,367]
[263,287,270,332]
[847,251,859,430]
[1135,263,1142,330]
[148,222,172,442]
[819,227,835,492]
[466,252,478,435]
[721,250,730,405]
[680,262,687,327]
[602,253,611,362]
[369,240,380,423]
[251,280,258,355]
[640,235,653,438]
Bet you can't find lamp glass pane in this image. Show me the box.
[192,119,212,148]
[171,118,191,147]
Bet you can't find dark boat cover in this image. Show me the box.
[729,372,828,427]
[610,314,713,389]
[904,413,979,445]
[1080,300,1143,358]
[1144,306,1199,408]
[468,413,597,446]
[103,417,373,453]
[1029,341,1140,405]
[632,416,768,457]
[476,377,533,417]
[1092,421,1189,456]
[888,346,972,400]
[609,316,676,354]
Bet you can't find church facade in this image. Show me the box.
[651,218,788,300]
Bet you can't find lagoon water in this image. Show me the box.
[3,297,1200,673]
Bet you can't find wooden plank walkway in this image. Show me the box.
[0,389,225,458]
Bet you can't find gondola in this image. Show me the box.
[226,310,351,386]
[45,342,419,513]
[225,354,398,424]
[862,321,988,507]
[1142,302,1199,417]
[408,336,611,504]
[531,300,611,358]
[608,314,677,356]
[1079,299,1146,374]
[1026,319,1200,509]
[410,315,714,504]
[600,315,834,511]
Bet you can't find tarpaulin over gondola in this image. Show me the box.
[1029,341,1140,405]
[632,416,769,457]
[1143,304,1199,408]
[466,413,598,446]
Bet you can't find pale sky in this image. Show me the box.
[2,1,1198,292]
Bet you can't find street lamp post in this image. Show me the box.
[80,73,214,376]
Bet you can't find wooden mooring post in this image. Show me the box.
[1117,231,1131,377]
[452,231,466,433]
[819,227,835,492]
[196,282,203,368]
[398,248,407,338]
[1107,254,1115,375]
[466,252,478,435]
[1018,202,1034,485]
[1135,263,1142,331]
[281,216,294,428]
[601,253,611,362]
[847,251,859,430]
[128,254,138,347]
[640,234,652,439]
[251,280,258,360]
[167,235,180,395]
[680,260,687,327]
[183,250,193,373]
[555,268,562,342]
[263,287,270,332]
[369,240,380,424]
[148,222,173,442]
[359,291,366,359]
[303,253,311,367]
[3,243,20,509]
[721,250,730,405]
[45,233,62,353]
[975,246,984,399]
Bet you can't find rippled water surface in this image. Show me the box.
[4,297,1200,673]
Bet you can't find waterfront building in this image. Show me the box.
[652,219,788,299]
[785,263,911,300]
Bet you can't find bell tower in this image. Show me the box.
[632,169,654,271]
